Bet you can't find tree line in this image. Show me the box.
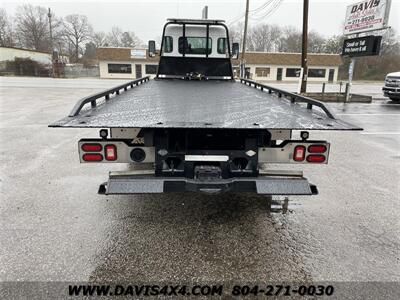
[230,22,400,80]
[1,4,399,79]
[0,5,141,63]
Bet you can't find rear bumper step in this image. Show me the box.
[98,174,318,195]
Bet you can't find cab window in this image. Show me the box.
[178,37,212,55]
[217,38,227,54]
[163,36,173,53]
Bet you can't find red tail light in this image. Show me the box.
[307,155,326,163]
[105,144,117,161]
[293,145,306,161]
[83,153,103,161]
[308,145,327,153]
[81,143,102,152]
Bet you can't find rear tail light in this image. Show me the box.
[81,143,102,152]
[293,145,306,161]
[82,153,103,161]
[307,155,326,163]
[105,144,117,161]
[308,145,327,153]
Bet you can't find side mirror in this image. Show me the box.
[148,40,156,57]
[232,43,239,59]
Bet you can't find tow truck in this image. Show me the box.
[50,18,361,195]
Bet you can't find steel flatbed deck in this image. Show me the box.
[49,77,361,131]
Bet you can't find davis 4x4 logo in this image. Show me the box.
[344,0,390,35]
[350,0,381,13]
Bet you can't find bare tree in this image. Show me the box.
[230,23,283,53]
[247,24,282,52]
[324,35,344,54]
[92,31,106,48]
[81,41,97,66]
[269,25,282,52]
[49,14,64,53]
[106,26,123,47]
[279,26,302,53]
[105,27,141,48]
[14,4,49,51]
[121,31,141,47]
[380,28,400,55]
[229,22,244,48]
[308,31,326,53]
[0,8,14,47]
[248,24,267,51]
[62,14,93,62]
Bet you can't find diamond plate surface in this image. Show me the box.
[50,79,361,131]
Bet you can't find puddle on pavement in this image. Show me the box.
[87,193,311,283]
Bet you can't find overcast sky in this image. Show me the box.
[2,0,400,42]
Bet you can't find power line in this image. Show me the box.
[250,0,283,21]
[227,0,281,26]
[249,0,275,13]
[228,15,245,26]
[228,0,274,25]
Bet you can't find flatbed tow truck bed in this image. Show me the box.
[49,77,360,196]
[49,18,362,196]
[49,78,360,131]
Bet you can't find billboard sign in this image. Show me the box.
[344,0,391,35]
[342,35,382,57]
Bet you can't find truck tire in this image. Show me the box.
[389,97,400,102]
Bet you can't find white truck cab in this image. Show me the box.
[162,23,229,59]
[154,19,238,80]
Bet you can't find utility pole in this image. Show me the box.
[300,0,309,93]
[240,0,250,78]
[47,8,54,77]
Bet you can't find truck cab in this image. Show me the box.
[156,19,236,79]
[382,71,400,102]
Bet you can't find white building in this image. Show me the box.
[0,46,68,66]
[232,52,341,82]
[97,47,159,79]
[97,47,342,82]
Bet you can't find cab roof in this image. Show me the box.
[167,18,225,24]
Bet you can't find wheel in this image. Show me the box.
[389,97,400,103]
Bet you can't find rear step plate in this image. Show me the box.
[98,175,318,195]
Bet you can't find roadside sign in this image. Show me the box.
[130,49,146,59]
[342,35,382,57]
[344,0,391,35]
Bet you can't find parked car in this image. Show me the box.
[382,71,400,102]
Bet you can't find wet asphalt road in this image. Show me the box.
[0,78,399,288]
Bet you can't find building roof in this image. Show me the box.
[97,47,159,62]
[232,52,342,66]
[0,46,51,55]
[97,47,342,67]
[0,46,69,58]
